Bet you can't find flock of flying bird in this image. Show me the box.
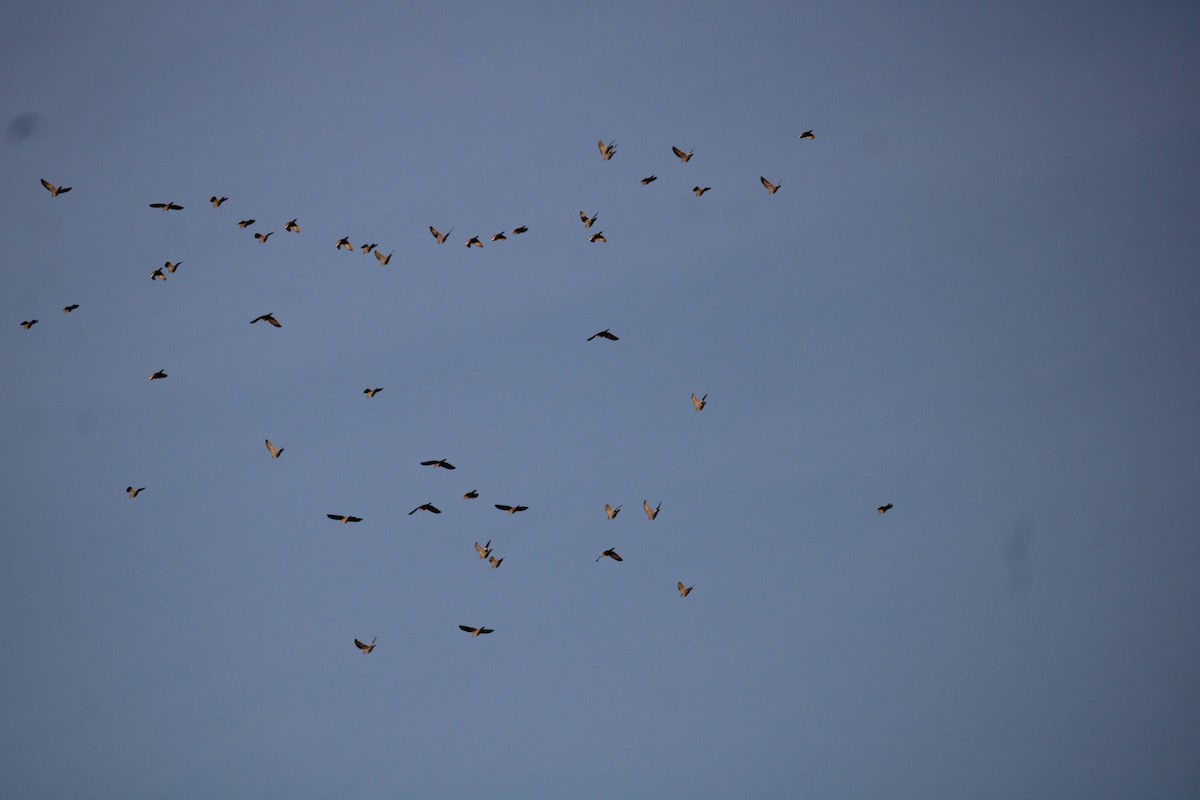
[24,129,896,653]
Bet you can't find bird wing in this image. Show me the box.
[459,625,476,634]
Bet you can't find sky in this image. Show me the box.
[2,2,1199,797]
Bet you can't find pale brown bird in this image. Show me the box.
[463,489,479,500]
[336,237,353,251]
[126,486,145,498]
[605,503,621,520]
[363,388,383,398]
[494,504,528,514]
[63,304,79,313]
[210,196,228,207]
[164,261,182,274]
[420,459,456,470]
[760,176,781,194]
[693,186,711,196]
[596,548,622,562]
[677,581,693,597]
[40,178,72,197]
[877,503,893,514]
[490,231,507,242]
[150,268,167,281]
[598,140,617,160]
[238,219,255,228]
[640,175,657,185]
[19,320,37,329]
[580,211,598,229]
[691,393,707,412]
[643,500,661,520]
[361,242,378,254]
[149,202,184,211]
[255,232,273,243]
[587,329,618,341]
[466,236,483,248]
[429,226,452,244]
[459,625,494,637]
[264,439,284,459]
[285,219,300,233]
[671,146,694,163]
[374,250,393,266]
[512,226,528,235]
[354,637,376,653]
[475,540,492,559]
[149,370,168,381]
[589,231,606,243]
[250,313,281,327]
[798,130,815,140]
[327,514,363,524]
[408,503,441,515]
[489,556,503,569]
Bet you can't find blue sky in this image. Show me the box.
[3,2,1198,797]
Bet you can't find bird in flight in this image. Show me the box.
[466,236,483,248]
[587,329,618,341]
[512,226,528,235]
[495,504,528,514]
[254,231,274,244]
[598,140,617,160]
[149,370,168,381]
[210,196,228,207]
[327,514,363,524]
[596,548,623,562]
[429,226,452,244]
[459,625,494,637]
[360,242,378,254]
[475,540,492,559]
[285,219,300,233]
[420,459,456,470]
[164,261,182,274]
[264,439,284,459]
[126,486,145,498]
[672,146,694,163]
[238,219,255,228]
[19,320,37,330]
[643,500,661,520]
[149,202,184,211]
[374,250,393,266]
[40,178,72,196]
[605,503,621,520]
[640,175,657,185]
[408,503,441,515]
[677,581,693,597]
[463,490,479,500]
[588,231,606,243]
[489,556,503,569]
[250,313,281,327]
[336,237,353,251]
[354,637,377,654]
[877,503,893,514]
[580,211,597,229]
[150,267,167,281]
[798,130,815,140]
[693,186,711,196]
[363,388,383,398]
[691,393,707,412]
[490,231,507,242]
[63,304,79,313]
[760,177,781,195]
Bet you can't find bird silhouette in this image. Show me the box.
[798,130,815,140]
[336,237,353,251]
[408,503,441,515]
[587,329,618,341]
[494,504,528,514]
[691,393,707,412]
[512,226,528,235]
[354,637,377,654]
[363,388,383,398]
[420,459,456,470]
[589,231,606,243]
[693,186,711,196]
[250,313,281,327]
[40,178,72,196]
[254,232,273,243]
[598,140,617,160]
[463,490,479,500]
[466,236,483,248]
[475,540,492,559]
[760,177,781,194]
[605,503,621,520]
[126,486,145,498]
[210,196,228,207]
[671,146,694,163]
[489,556,504,569]
[580,211,598,229]
[238,219,255,228]
[459,625,494,636]
[877,503,893,514]
[62,304,79,313]
[677,581,693,597]
[149,202,184,211]
[150,268,167,281]
[596,548,623,562]
[360,242,377,254]
[19,320,37,329]
[429,226,452,244]
[640,175,657,185]
[643,500,661,520]
[149,370,168,381]
[285,219,300,233]
[264,439,284,459]
[164,261,182,274]
[327,514,363,524]
[374,250,393,266]
[491,231,507,242]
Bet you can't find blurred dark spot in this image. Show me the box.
[1004,524,1033,598]
[6,112,39,142]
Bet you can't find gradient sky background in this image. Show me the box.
[3,2,1198,797]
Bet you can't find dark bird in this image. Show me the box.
[354,637,377,654]
[798,130,815,140]
[693,186,711,196]
[264,439,284,459]
[489,556,503,569]
[429,226,452,244]
[255,231,273,243]
[475,540,492,559]
[463,490,479,500]
[250,313,281,327]
[210,196,228,207]
[598,139,617,160]
[361,242,378,254]
[19,319,37,329]
[335,237,353,251]
[877,503,893,514]
[285,219,300,233]
[640,175,657,185]
[605,503,621,520]
[149,370,168,381]
[126,486,145,498]
[580,211,597,229]
[691,392,707,412]
[459,625,494,637]
[238,219,255,228]
[327,514,363,524]
[596,548,623,562]
[466,236,483,248]
[374,250,393,266]
[589,231,606,243]
[420,459,456,470]
[40,178,72,196]
[149,202,184,211]
[677,581,693,597]
[495,504,528,514]
[760,176,781,194]
[164,261,182,274]
[587,329,618,341]
[150,268,167,281]
[490,231,507,242]
[408,503,441,515]
[643,500,661,520]
[363,388,383,398]
[63,304,79,313]
[512,226,528,235]
[671,146,694,163]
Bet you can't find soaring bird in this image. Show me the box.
[512,226,528,235]
[596,548,623,562]
[671,146,694,163]
[643,500,661,520]
[587,329,618,341]
[580,211,597,229]
[494,504,528,514]
[677,581,693,597]
[489,556,503,569]
[598,140,617,160]
[475,540,492,559]
[691,392,707,412]
[164,261,182,274]
[605,504,621,520]
[327,514,363,524]
[760,176,781,195]
[126,486,145,498]
[285,219,300,233]
[335,237,353,251]
[589,231,606,243]
[149,202,184,211]
[693,186,711,196]
[210,196,228,207]
[238,219,255,228]
[877,503,893,514]
[640,175,657,185]
[465,236,483,248]
[360,242,377,254]
[459,625,494,637]
[255,232,273,243]
[40,178,72,196]
[408,503,441,515]
[798,130,815,140]
[264,439,284,459]
[63,304,79,313]
[463,490,479,500]
[429,226,452,244]
[19,320,37,329]
[420,459,456,470]
[250,313,281,327]
[149,370,168,381]
[490,231,507,242]
[354,637,377,654]
[150,268,167,281]
[374,250,393,266]
[363,388,383,398]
